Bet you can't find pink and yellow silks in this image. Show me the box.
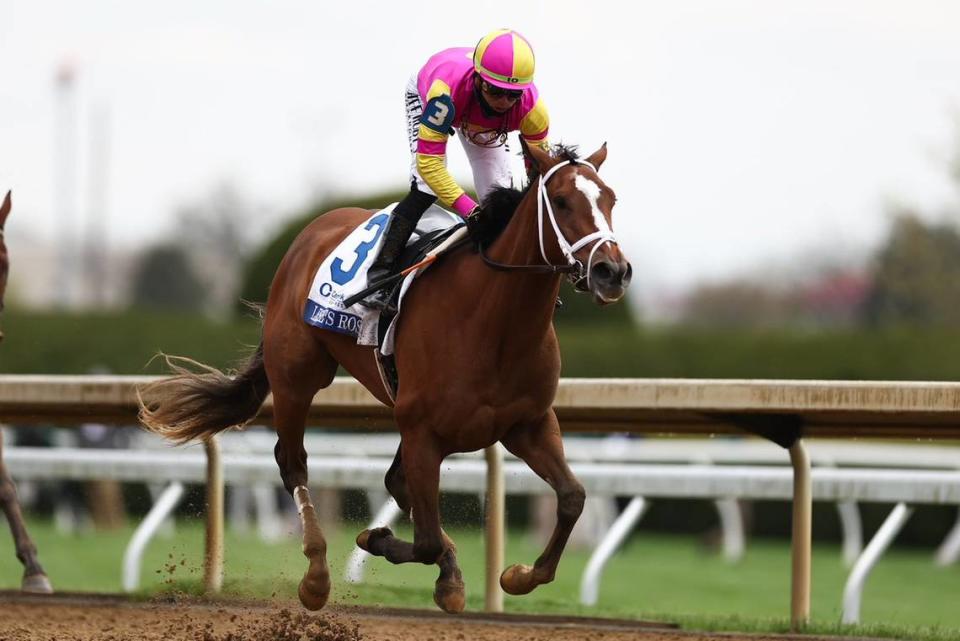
[413,29,551,216]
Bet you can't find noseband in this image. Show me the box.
[480,159,619,289]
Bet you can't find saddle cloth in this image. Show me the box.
[303,203,462,356]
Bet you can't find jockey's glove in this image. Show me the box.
[465,206,487,244]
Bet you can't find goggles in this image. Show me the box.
[481,80,522,101]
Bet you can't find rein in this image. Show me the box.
[479,159,618,287]
[479,247,577,273]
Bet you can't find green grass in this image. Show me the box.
[2,518,958,640]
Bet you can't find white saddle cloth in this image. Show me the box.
[303,203,462,355]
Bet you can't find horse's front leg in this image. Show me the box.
[0,432,52,593]
[499,411,585,595]
[357,435,465,612]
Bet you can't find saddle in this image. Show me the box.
[303,203,468,402]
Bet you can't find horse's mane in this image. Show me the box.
[475,144,580,247]
[551,144,580,162]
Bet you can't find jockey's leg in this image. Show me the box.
[359,74,439,314]
[360,186,435,312]
[457,129,514,198]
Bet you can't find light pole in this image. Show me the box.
[53,61,78,309]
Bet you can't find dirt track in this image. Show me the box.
[0,593,859,641]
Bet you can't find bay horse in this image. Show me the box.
[139,142,631,612]
[0,191,54,593]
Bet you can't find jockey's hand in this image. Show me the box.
[465,206,487,244]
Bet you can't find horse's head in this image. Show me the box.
[524,143,632,305]
[0,191,10,342]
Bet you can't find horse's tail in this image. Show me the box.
[137,341,270,445]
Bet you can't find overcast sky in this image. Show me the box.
[3,0,960,295]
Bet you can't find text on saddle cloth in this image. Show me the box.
[303,203,463,354]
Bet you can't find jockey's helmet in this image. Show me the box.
[473,29,536,91]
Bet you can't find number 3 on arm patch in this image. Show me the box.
[421,95,456,134]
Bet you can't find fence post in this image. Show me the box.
[204,435,224,593]
[789,440,811,630]
[484,444,504,612]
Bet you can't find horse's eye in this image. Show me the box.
[553,196,567,210]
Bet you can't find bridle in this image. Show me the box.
[480,159,619,290]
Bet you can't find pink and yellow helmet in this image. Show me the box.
[473,29,536,90]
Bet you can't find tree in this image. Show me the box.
[679,281,802,328]
[174,183,258,316]
[862,213,960,326]
[129,244,207,312]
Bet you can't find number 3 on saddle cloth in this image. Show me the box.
[303,203,464,400]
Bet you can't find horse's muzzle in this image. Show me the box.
[587,259,632,304]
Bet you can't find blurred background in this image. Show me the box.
[3,1,960,629]
[2,0,960,370]
[3,1,960,377]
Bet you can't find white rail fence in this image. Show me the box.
[4,374,960,629]
[7,442,960,624]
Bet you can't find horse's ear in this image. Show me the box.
[0,191,11,227]
[521,139,560,176]
[586,143,608,170]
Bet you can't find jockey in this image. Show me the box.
[361,28,551,311]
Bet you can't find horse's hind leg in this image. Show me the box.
[358,435,465,612]
[0,432,52,593]
[268,342,338,611]
[499,411,585,595]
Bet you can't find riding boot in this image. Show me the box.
[360,188,436,312]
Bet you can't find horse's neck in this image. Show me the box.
[480,187,563,330]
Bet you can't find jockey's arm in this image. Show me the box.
[519,98,551,178]
[519,97,551,154]
[416,88,552,214]
[416,146,476,216]
[416,81,476,216]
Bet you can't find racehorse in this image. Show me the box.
[138,142,632,613]
[0,191,54,593]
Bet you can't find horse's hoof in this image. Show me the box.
[298,559,331,611]
[21,573,53,594]
[499,563,537,596]
[298,579,329,611]
[433,579,466,614]
[356,526,393,553]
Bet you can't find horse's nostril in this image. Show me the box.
[622,262,633,286]
[591,262,615,283]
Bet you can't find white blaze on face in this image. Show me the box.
[574,174,614,237]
